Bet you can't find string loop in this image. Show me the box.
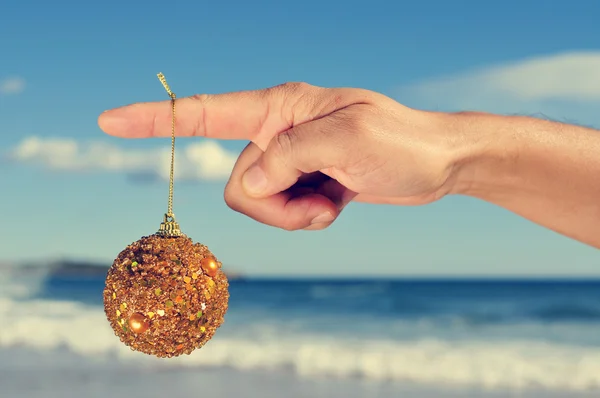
[156,72,182,237]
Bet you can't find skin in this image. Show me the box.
[98,82,600,248]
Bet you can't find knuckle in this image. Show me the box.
[190,93,211,103]
[283,81,312,92]
[289,81,314,92]
[270,81,314,97]
[280,219,300,231]
[190,94,211,137]
[266,82,323,126]
[223,184,242,211]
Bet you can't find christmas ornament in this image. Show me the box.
[103,73,229,358]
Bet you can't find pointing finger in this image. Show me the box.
[98,82,373,149]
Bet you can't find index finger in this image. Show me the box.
[98,82,362,147]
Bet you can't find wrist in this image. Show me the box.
[441,111,520,199]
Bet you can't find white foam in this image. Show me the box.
[1,295,599,392]
[176,338,600,391]
[0,264,47,299]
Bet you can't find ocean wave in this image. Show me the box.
[0,264,47,299]
[309,282,391,299]
[531,303,600,322]
[174,339,600,391]
[447,303,600,326]
[1,296,600,392]
[3,271,600,391]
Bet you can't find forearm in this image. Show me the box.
[449,111,600,248]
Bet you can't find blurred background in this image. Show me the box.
[1,1,600,397]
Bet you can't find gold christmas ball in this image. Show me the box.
[103,234,229,358]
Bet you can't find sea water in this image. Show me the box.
[1,265,600,398]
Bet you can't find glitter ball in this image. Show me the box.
[103,234,229,358]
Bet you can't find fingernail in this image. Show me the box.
[98,110,125,126]
[311,211,335,225]
[242,164,268,196]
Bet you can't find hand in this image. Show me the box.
[98,82,463,231]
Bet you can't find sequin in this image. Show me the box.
[128,313,150,334]
[207,279,216,294]
[200,257,219,277]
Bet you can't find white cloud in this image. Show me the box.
[399,51,600,125]
[9,137,238,182]
[0,77,26,95]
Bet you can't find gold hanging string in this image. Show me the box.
[156,72,183,237]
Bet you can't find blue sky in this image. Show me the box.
[1,0,599,276]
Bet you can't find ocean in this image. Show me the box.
[1,266,600,398]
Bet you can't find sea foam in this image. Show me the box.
[1,295,600,392]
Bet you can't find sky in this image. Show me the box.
[1,0,599,277]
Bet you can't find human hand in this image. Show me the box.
[99,82,464,231]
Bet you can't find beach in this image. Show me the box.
[1,264,600,398]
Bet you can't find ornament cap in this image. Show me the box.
[157,213,184,237]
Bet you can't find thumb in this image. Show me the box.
[241,118,345,198]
